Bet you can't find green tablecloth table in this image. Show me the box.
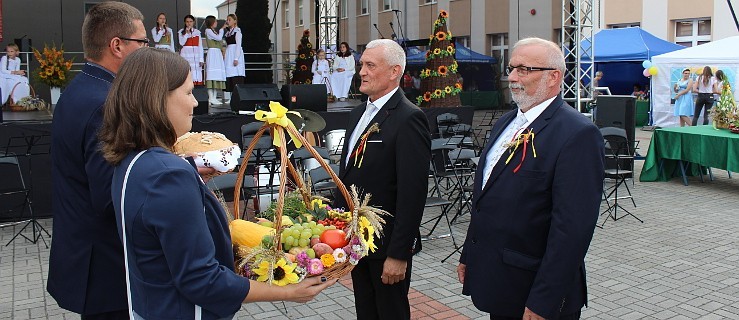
[640,125,739,184]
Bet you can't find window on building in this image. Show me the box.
[456,36,470,48]
[422,0,437,4]
[490,33,509,76]
[674,18,711,47]
[361,0,369,15]
[298,0,303,26]
[341,0,348,18]
[284,0,290,28]
[383,0,392,11]
[609,23,640,29]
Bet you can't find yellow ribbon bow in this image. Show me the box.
[254,101,303,148]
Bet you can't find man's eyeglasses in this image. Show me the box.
[118,36,150,46]
[505,65,557,76]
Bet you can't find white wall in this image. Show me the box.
[642,0,669,39]
[713,0,739,40]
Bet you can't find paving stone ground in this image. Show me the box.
[2,114,739,319]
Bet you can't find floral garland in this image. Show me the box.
[425,45,455,61]
[417,82,463,104]
[419,61,459,79]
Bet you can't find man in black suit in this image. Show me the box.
[47,3,147,319]
[457,38,604,319]
[337,39,431,319]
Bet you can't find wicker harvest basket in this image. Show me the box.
[232,104,386,284]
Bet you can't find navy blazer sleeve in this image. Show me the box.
[387,108,431,260]
[83,108,113,217]
[526,124,604,318]
[142,167,249,316]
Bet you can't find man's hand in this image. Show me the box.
[233,60,238,66]
[381,257,407,285]
[523,307,545,320]
[457,263,466,284]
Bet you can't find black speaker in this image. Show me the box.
[280,84,328,111]
[192,87,209,115]
[231,84,282,112]
[595,95,636,145]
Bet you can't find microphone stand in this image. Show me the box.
[392,10,407,51]
[373,24,385,39]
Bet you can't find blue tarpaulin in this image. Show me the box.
[582,27,684,62]
[406,42,496,65]
[580,27,684,95]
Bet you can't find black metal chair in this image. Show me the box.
[600,127,641,227]
[421,153,457,250]
[0,152,31,226]
[308,164,339,199]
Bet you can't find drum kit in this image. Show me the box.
[286,109,346,180]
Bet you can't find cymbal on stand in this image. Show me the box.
[293,109,326,132]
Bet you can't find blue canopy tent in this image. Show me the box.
[406,42,496,65]
[581,27,684,95]
[406,42,497,90]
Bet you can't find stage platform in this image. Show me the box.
[1,100,474,221]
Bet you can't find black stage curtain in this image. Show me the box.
[0,107,473,220]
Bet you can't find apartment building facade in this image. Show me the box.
[269,0,737,70]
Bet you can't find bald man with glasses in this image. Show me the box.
[457,38,604,320]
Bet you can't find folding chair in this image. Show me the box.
[421,155,457,249]
[308,164,339,199]
[600,127,641,227]
[0,152,31,228]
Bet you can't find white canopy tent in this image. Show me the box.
[651,36,739,128]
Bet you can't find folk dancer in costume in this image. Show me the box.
[312,49,332,94]
[223,14,245,105]
[179,15,204,86]
[151,12,175,52]
[1,43,30,105]
[204,15,227,105]
[331,42,355,101]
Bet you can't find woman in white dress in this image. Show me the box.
[311,50,331,94]
[204,15,227,105]
[223,14,245,105]
[1,44,30,105]
[178,15,204,86]
[151,13,175,52]
[331,42,355,101]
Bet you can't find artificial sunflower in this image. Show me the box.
[445,86,453,94]
[303,29,310,36]
[447,46,454,54]
[440,10,448,18]
[434,89,443,97]
[436,31,447,41]
[358,216,377,253]
[425,51,431,59]
[423,92,432,102]
[253,258,300,286]
[433,48,442,55]
[300,65,308,71]
[438,65,448,75]
[299,54,306,59]
[455,82,462,89]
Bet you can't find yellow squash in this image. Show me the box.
[229,219,274,248]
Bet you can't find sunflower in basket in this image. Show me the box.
[231,102,390,285]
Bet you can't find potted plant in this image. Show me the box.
[32,43,74,105]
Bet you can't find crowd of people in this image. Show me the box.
[673,66,729,127]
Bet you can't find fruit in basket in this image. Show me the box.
[256,218,274,228]
[230,219,273,248]
[281,216,295,227]
[320,229,349,249]
[312,243,333,257]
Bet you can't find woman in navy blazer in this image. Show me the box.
[98,48,334,319]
